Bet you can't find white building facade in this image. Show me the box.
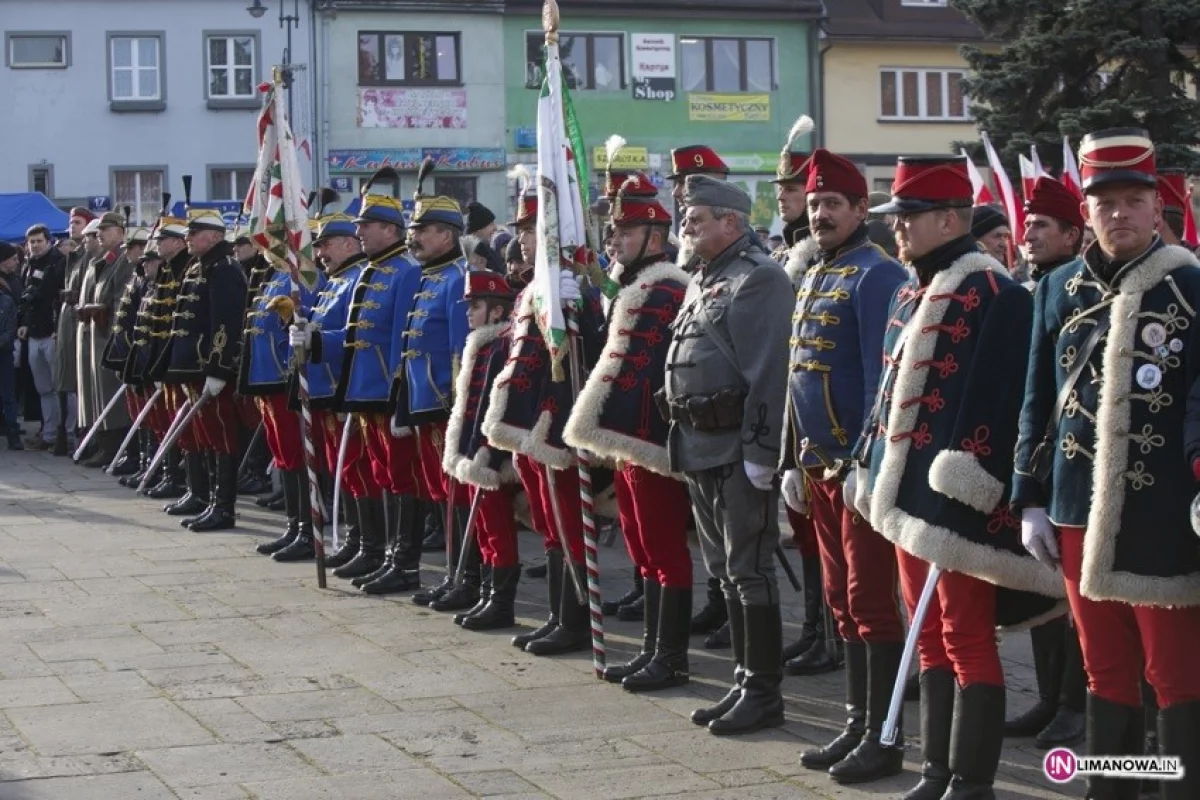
[2,0,315,225]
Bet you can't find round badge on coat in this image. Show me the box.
[1136,364,1162,390]
[1170,338,1185,353]
[1141,323,1167,348]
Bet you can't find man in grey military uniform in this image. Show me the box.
[664,175,795,736]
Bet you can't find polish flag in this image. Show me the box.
[981,131,1024,236]
[1061,136,1084,200]
[1030,145,1049,179]
[960,149,996,205]
[1018,154,1039,203]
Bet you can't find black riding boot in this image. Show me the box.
[273,469,314,559]
[525,558,589,656]
[602,571,644,616]
[461,564,520,631]
[145,446,186,498]
[512,549,563,648]
[828,641,905,783]
[1006,617,1064,736]
[454,567,493,625]
[109,429,141,477]
[164,452,209,515]
[431,508,482,612]
[357,492,399,588]
[901,668,955,800]
[941,683,1005,799]
[691,576,727,634]
[120,430,152,486]
[324,491,362,569]
[708,602,785,735]
[1085,693,1142,800]
[181,453,218,527]
[1158,700,1199,800]
[190,454,238,531]
[1036,621,1085,748]
[623,585,691,692]
[785,555,837,674]
[801,640,866,770]
[692,592,745,726]
[335,496,386,579]
[256,469,303,555]
[413,503,456,606]
[362,494,423,594]
[602,578,660,683]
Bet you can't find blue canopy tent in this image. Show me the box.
[0,193,70,242]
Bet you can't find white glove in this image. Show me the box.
[1021,507,1060,569]
[744,460,775,492]
[154,382,163,391]
[559,270,582,306]
[289,323,312,350]
[203,376,226,397]
[842,468,859,516]
[781,469,807,513]
[389,420,413,438]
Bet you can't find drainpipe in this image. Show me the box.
[811,3,831,148]
[318,1,333,189]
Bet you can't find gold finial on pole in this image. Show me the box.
[542,0,559,44]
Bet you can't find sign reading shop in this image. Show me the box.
[630,33,677,102]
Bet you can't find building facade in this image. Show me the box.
[503,0,823,232]
[2,0,315,225]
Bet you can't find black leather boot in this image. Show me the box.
[413,503,455,606]
[692,592,744,726]
[525,558,589,656]
[941,683,1005,799]
[1035,620,1085,749]
[617,594,646,622]
[256,482,285,507]
[120,430,152,486]
[512,549,563,649]
[109,429,141,477]
[602,579,660,683]
[145,447,186,498]
[829,641,905,784]
[454,566,493,625]
[357,492,399,588]
[1158,700,1199,800]
[273,470,314,560]
[362,494,423,594]
[462,564,520,631]
[1006,617,1063,737]
[708,603,785,735]
[785,555,838,674]
[190,454,237,531]
[236,427,272,495]
[1085,693,1143,800]
[335,496,386,579]
[901,668,955,800]
[603,572,644,615]
[165,452,210,514]
[691,576,727,634]
[420,502,445,552]
[324,491,362,570]
[704,620,732,649]
[256,469,303,555]
[623,585,691,692]
[180,454,217,526]
[801,640,866,770]
[82,429,122,468]
[431,509,482,612]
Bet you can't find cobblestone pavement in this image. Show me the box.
[0,449,1081,799]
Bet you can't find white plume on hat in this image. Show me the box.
[508,164,533,197]
[782,115,814,157]
[605,134,627,168]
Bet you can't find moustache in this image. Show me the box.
[813,220,837,232]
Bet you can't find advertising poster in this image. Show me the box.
[688,93,771,122]
[357,88,468,129]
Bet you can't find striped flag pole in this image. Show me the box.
[293,325,327,588]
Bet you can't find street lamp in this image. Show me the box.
[246,0,301,118]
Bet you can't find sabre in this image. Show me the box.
[137,390,212,492]
[774,545,803,592]
[146,394,195,476]
[237,421,266,476]
[105,386,164,473]
[72,383,131,462]
[881,564,942,746]
[453,488,486,586]
[330,414,353,551]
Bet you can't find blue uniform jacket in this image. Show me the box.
[316,242,419,413]
[393,248,469,427]
[239,257,321,397]
[301,252,368,411]
[1011,239,1200,607]
[157,240,247,385]
[782,227,906,469]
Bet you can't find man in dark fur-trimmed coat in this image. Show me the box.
[1012,129,1200,800]
[564,172,693,693]
[853,155,1065,800]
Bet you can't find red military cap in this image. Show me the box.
[611,172,671,226]
[68,206,96,222]
[1078,128,1156,192]
[1157,169,1188,212]
[870,156,973,214]
[667,145,729,179]
[464,269,515,302]
[1024,175,1085,230]
[507,164,537,228]
[804,148,867,199]
[603,169,633,201]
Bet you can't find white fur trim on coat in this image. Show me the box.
[868,251,1066,600]
[444,322,509,490]
[784,237,820,287]
[929,449,1005,515]
[564,261,687,477]
[1083,244,1200,606]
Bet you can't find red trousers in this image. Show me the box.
[787,506,820,559]
[184,383,240,454]
[514,453,584,562]
[165,385,198,452]
[315,410,377,499]
[468,484,519,567]
[1060,526,1200,708]
[147,388,170,438]
[614,464,693,589]
[258,393,303,471]
[235,395,260,430]
[897,547,1003,687]
[123,386,143,423]
[361,415,421,498]
[808,474,904,643]
[415,421,467,506]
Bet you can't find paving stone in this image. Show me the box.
[240,770,471,799]
[175,698,280,744]
[521,763,720,799]
[27,633,165,664]
[445,769,547,797]
[0,677,79,708]
[136,742,321,786]
[288,734,418,774]
[58,671,160,702]
[235,688,395,723]
[0,770,178,799]
[7,698,215,756]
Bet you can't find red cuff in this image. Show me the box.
[1192,458,1200,482]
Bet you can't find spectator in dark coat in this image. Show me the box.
[0,242,24,449]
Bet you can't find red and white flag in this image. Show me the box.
[981,131,1024,236]
[960,149,996,205]
[1061,136,1084,200]
[1018,154,1039,203]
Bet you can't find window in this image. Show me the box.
[680,37,774,93]
[434,177,477,211]
[900,0,948,6]
[28,165,54,196]
[879,68,968,121]
[113,169,166,228]
[206,33,257,102]
[107,33,165,110]
[525,32,624,91]
[357,32,460,87]
[7,33,69,68]
[209,167,254,202]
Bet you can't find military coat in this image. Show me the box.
[156,240,247,385]
[238,257,321,397]
[443,322,516,490]
[302,252,368,411]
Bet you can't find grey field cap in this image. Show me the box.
[682,175,752,215]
